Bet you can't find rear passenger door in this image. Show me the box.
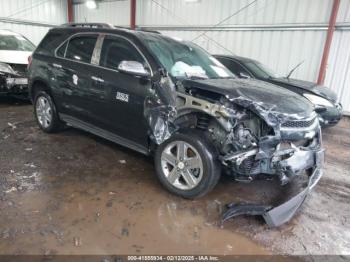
[54,34,98,123]
[92,34,151,146]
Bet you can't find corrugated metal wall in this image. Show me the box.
[0,0,347,112]
[135,0,333,83]
[0,0,67,45]
[74,0,130,26]
[137,0,333,25]
[73,0,350,113]
[325,0,350,114]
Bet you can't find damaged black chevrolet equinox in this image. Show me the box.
[29,24,324,225]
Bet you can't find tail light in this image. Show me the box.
[27,55,32,69]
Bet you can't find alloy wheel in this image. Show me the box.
[161,141,204,190]
[36,96,52,128]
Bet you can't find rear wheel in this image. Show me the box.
[34,90,63,133]
[155,130,221,199]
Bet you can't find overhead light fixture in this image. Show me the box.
[86,0,97,9]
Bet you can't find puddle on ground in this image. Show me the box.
[0,174,268,255]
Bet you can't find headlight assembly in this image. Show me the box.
[303,93,334,107]
[0,62,15,75]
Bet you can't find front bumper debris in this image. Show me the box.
[0,73,28,96]
[221,148,325,227]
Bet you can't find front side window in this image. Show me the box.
[99,35,144,70]
[0,34,35,51]
[65,35,97,63]
[142,34,234,80]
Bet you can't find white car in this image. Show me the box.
[0,30,35,98]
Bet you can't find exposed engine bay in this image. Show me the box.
[171,86,323,186]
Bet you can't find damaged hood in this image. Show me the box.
[0,50,31,65]
[270,77,338,103]
[182,78,314,120]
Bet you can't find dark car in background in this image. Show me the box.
[0,30,35,98]
[214,54,343,127]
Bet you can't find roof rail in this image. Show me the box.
[135,28,161,34]
[61,23,115,29]
[113,25,131,30]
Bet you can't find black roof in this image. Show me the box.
[213,54,258,64]
[53,23,161,38]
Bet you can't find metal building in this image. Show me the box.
[0,0,349,113]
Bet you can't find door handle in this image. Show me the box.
[52,63,62,69]
[91,76,105,83]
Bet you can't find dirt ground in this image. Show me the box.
[0,97,349,256]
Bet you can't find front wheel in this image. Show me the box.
[154,130,221,199]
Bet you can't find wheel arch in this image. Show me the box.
[29,78,52,102]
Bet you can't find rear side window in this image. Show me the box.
[56,41,67,57]
[65,35,97,63]
[36,31,66,56]
[99,35,144,70]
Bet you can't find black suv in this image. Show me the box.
[29,23,324,205]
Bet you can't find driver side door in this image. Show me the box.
[93,34,152,147]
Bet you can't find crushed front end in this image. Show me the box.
[173,86,324,226]
[215,96,325,227]
[146,75,325,226]
[220,109,324,186]
[0,63,29,98]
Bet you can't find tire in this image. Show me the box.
[154,129,221,199]
[33,90,63,133]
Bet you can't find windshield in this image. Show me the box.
[143,35,234,80]
[0,34,35,51]
[244,61,280,79]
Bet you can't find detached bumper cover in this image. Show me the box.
[263,167,323,227]
[0,73,28,95]
[222,148,325,227]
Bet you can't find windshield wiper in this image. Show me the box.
[185,75,209,80]
[210,76,235,79]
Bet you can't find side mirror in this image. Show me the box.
[239,72,251,79]
[118,61,150,77]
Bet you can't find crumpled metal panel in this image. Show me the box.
[222,164,324,227]
[144,74,177,144]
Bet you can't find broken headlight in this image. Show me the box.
[0,62,15,75]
